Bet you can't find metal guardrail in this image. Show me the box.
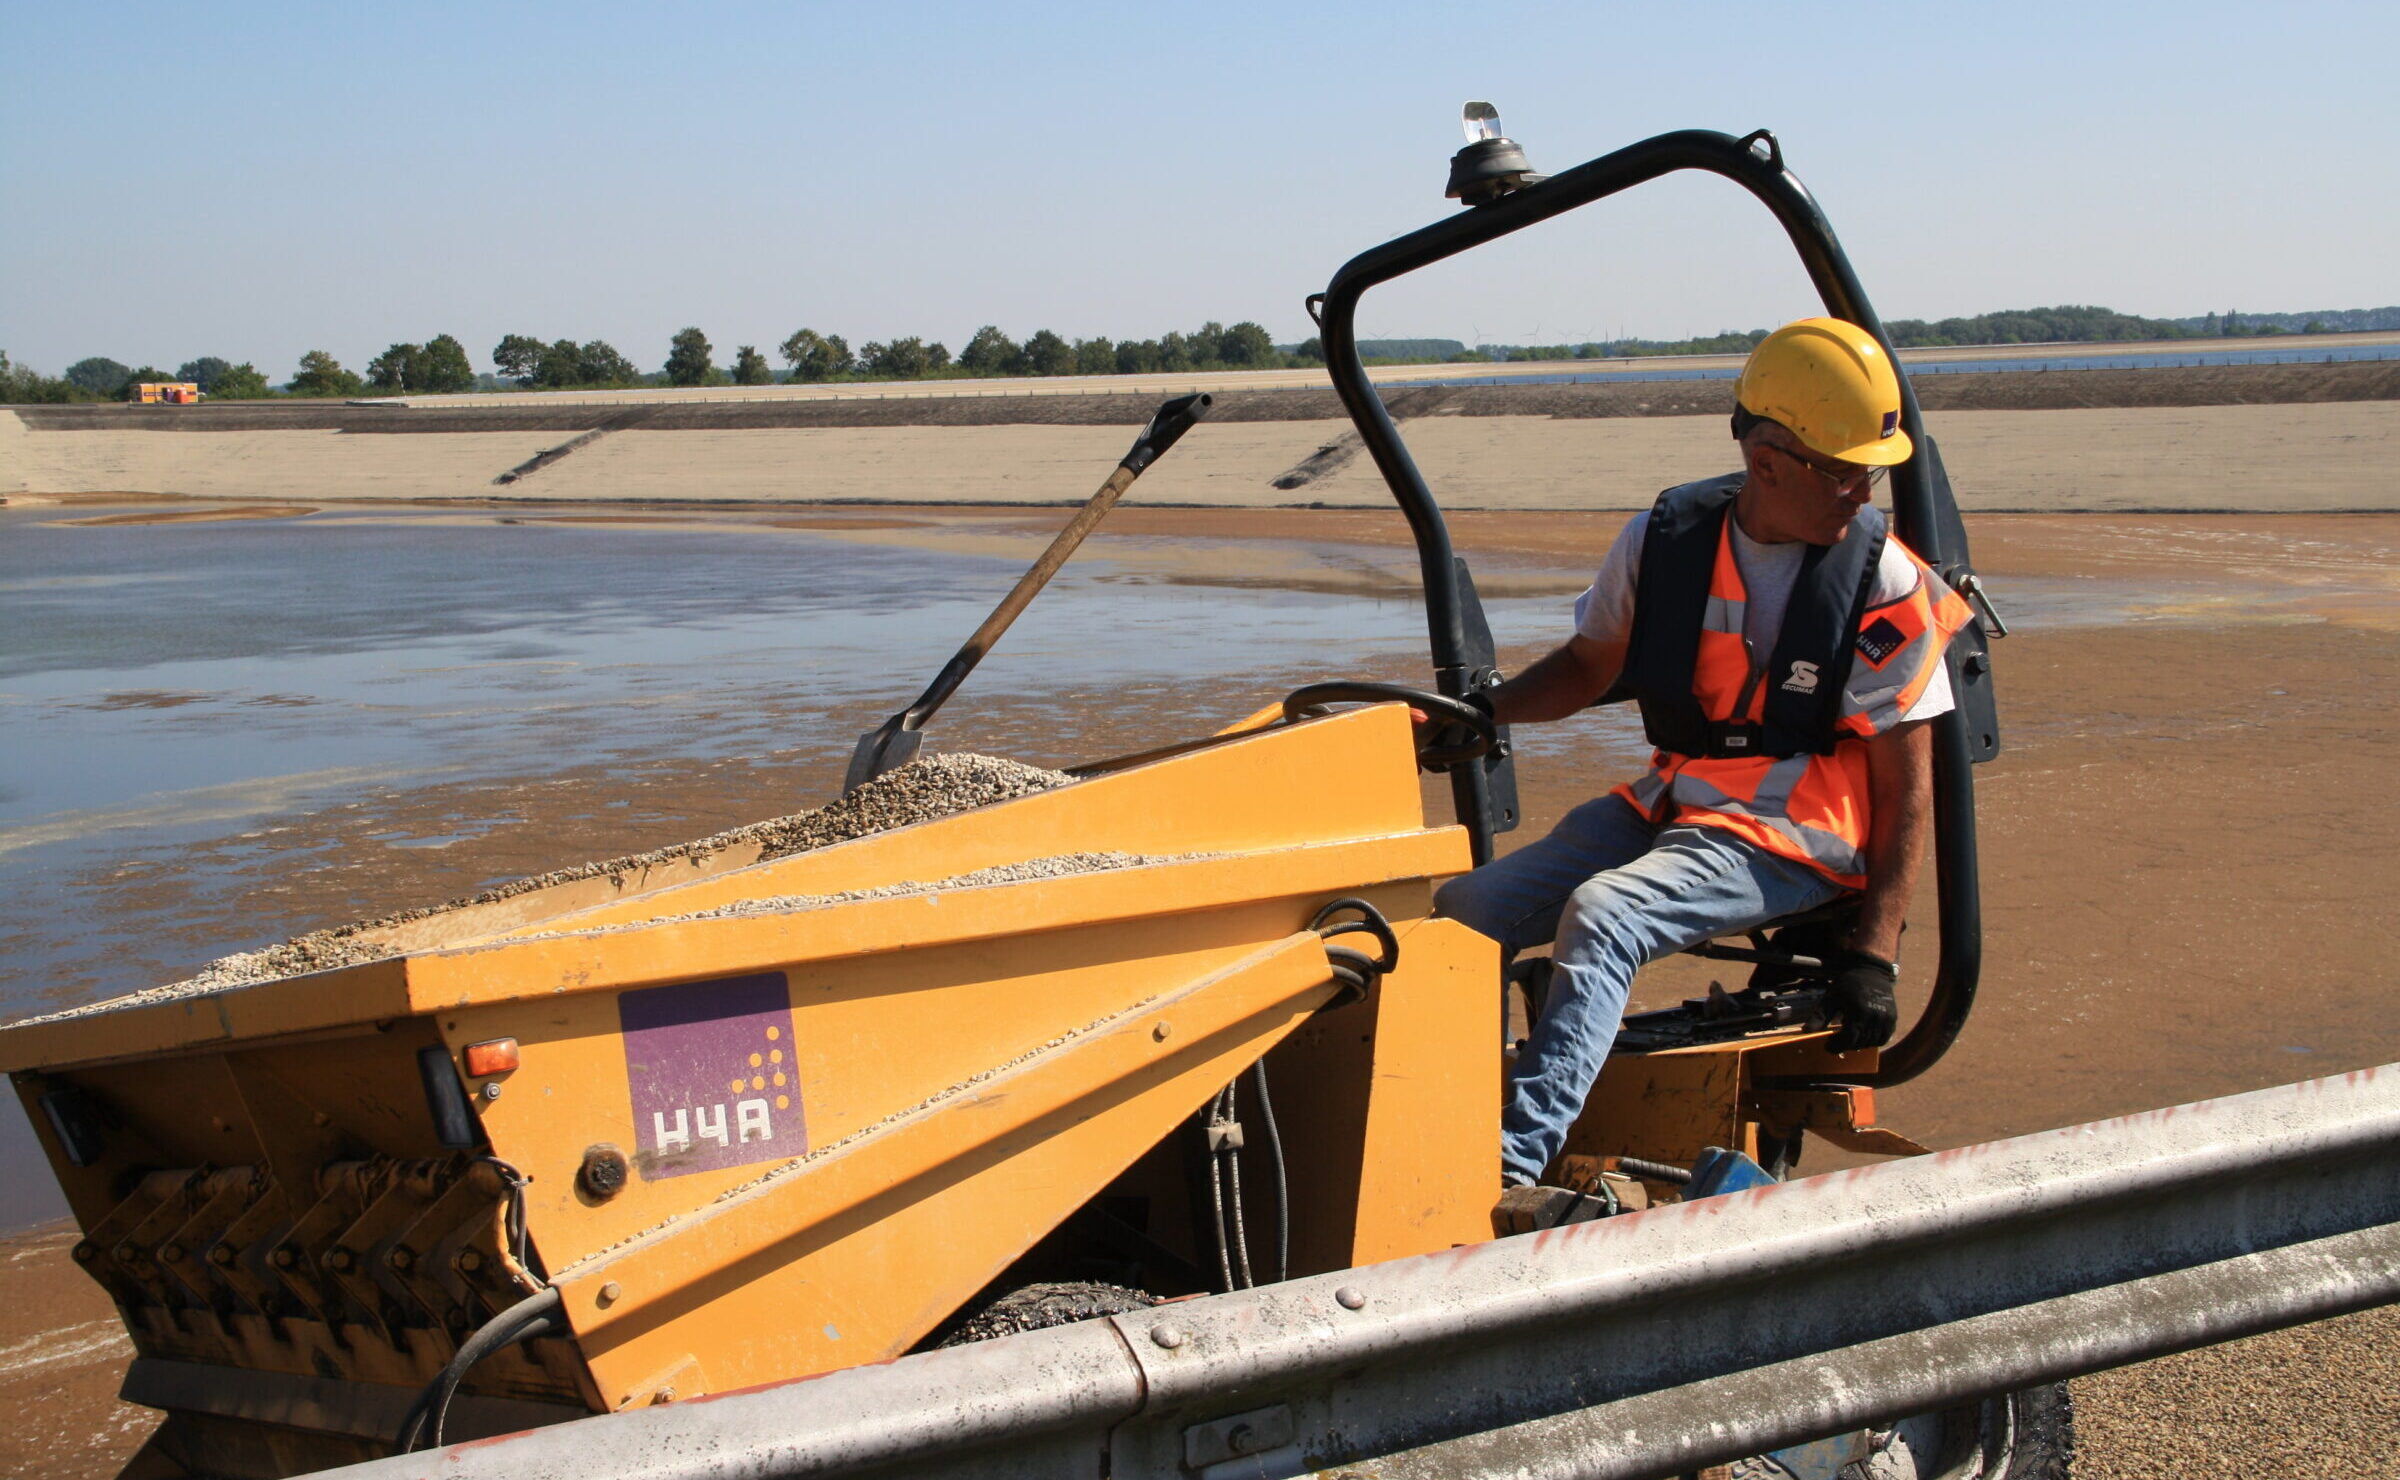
[322,1065,2400,1480]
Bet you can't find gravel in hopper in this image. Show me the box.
[652,851,1185,922]
[29,753,1074,1019]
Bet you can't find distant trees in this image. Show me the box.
[1216,321,1276,366]
[209,363,272,399]
[7,314,1341,404]
[534,340,584,386]
[859,337,947,378]
[369,337,480,393]
[818,317,1294,384]
[2210,309,2284,337]
[664,328,718,387]
[65,357,134,397]
[1,351,89,403]
[16,351,302,402]
[1475,306,2228,364]
[288,351,363,397]
[1021,329,1074,377]
[25,296,2382,409]
[177,357,233,393]
[493,334,546,384]
[778,328,852,382]
[367,344,420,390]
[417,335,474,392]
[1881,306,2190,348]
[491,334,638,388]
[958,326,1021,376]
[573,340,638,385]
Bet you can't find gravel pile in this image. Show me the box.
[653,851,1177,923]
[31,753,1074,1019]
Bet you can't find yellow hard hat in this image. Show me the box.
[1734,317,1914,468]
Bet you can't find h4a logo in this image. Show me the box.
[1781,660,1821,694]
[653,1097,777,1155]
[618,971,809,1180]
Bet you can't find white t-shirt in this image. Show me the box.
[1572,509,1955,723]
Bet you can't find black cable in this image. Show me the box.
[1322,946,1377,1007]
[396,1285,564,1452]
[1246,1059,1289,1285]
[1309,898,1399,974]
[473,1156,535,1277]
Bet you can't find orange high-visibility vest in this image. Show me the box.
[1612,511,1973,889]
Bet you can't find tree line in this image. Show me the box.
[3,303,2382,404]
[0,317,1302,402]
[488,319,1301,391]
[1469,305,2354,363]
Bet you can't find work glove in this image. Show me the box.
[1826,949,1900,1052]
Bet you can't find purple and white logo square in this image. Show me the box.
[618,971,807,1180]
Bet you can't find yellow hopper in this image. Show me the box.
[1,706,1497,1476]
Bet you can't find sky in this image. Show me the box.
[3,1,2394,379]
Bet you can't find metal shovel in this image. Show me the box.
[842,392,1214,791]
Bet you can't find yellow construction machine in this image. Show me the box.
[3,114,2020,1479]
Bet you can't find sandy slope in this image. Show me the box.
[5,399,2397,512]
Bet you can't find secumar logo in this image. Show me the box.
[618,972,807,1180]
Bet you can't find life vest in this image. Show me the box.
[1608,475,1972,889]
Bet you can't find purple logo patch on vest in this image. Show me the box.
[1856,615,1909,668]
[619,972,806,1180]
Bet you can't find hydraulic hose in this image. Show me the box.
[1226,1141,1255,1290]
[1200,1089,1236,1294]
[1247,1059,1290,1285]
[396,1285,565,1452]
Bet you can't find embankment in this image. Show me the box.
[4,361,2395,512]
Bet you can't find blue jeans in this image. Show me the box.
[1434,795,1843,1186]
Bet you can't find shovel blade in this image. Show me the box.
[843,722,923,792]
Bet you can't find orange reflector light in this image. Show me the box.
[462,1039,521,1077]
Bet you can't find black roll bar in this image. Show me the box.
[1315,128,1979,1087]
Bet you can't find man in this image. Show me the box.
[1431,317,1973,1211]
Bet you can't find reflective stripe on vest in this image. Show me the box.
[1612,518,1973,889]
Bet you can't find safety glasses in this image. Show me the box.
[1765,439,1887,492]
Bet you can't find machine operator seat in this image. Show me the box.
[1503,896,1864,1051]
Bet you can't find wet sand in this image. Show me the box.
[3,508,2396,1476]
[54,504,321,526]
